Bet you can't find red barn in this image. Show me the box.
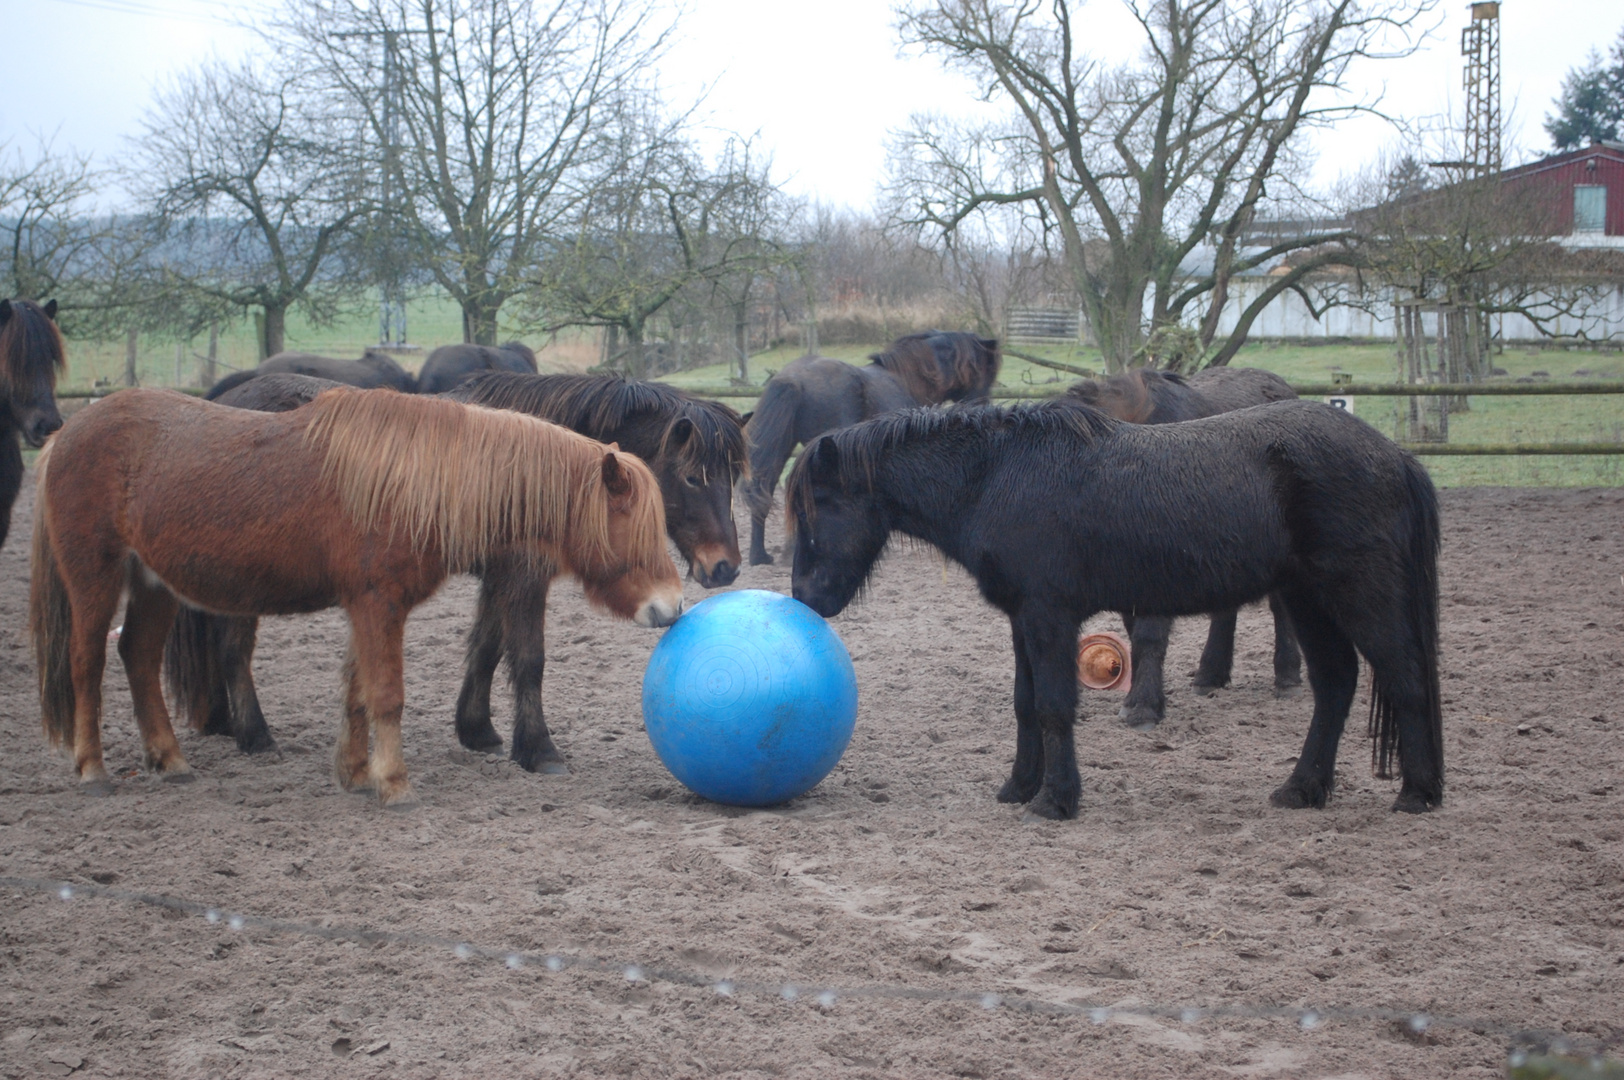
[1498,141,1624,238]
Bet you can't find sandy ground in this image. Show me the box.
[1,470,1621,1079]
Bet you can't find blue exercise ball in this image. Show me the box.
[642,589,858,807]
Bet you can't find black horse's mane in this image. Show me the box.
[0,299,65,386]
[454,371,747,477]
[788,400,1117,519]
[868,331,1000,402]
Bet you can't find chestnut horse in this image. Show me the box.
[1,298,65,550]
[31,388,681,806]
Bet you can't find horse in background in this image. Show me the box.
[35,388,681,805]
[415,342,537,394]
[741,331,1001,565]
[165,371,746,774]
[1066,366,1301,727]
[0,298,65,551]
[786,399,1443,820]
[205,348,416,399]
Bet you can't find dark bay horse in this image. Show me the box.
[1066,367,1301,727]
[741,331,1001,565]
[165,371,746,773]
[34,388,681,805]
[415,341,537,394]
[1,298,65,550]
[786,400,1442,821]
[206,349,416,399]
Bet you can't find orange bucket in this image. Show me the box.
[1076,632,1131,691]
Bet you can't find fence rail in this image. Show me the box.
[50,380,1624,456]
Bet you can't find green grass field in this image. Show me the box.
[57,296,1623,487]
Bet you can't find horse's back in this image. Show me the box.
[1188,366,1298,412]
[213,373,345,412]
[261,351,413,391]
[419,345,535,395]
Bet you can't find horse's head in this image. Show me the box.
[943,333,1002,404]
[786,436,888,618]
[574,448,685,628]
[653,403,746,589]
[1066,370,1154,423]
[499,341,538,372]
[0,299,65,447]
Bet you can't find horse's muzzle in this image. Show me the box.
[634,591,685,628]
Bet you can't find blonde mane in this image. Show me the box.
[301,389,667,574]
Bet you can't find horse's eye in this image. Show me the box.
[684,475,702,488]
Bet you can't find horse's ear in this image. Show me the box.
[668,416,695,447]
[739,410,753,427]
[601,451,633,497]
[810,437,840,475]
[0,300,10,326]
[44,299,59,320]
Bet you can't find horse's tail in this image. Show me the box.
[1369,452,1443,792]
[163,607,227,734]
[29,448,75,749]
[204,369,259,401]
[741,377,800,518]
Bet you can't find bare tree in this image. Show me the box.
[286,0,670,346]
[891,0,1435,370]
[131,61,370,359]
[530,129,791,378]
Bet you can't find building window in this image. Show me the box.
[1574,184,1606,233]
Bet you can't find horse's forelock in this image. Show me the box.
[0,299,66,386]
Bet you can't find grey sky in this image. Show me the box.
[3,0,1620,211]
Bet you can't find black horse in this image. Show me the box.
[1066,367,1301,726]
[0,298,65,550]
[415,341,537,394]
[741,331,1001,565]
[786,399,1442,821]
[205,349,416,400]
[165,371,748,772]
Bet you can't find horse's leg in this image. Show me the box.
[1268,592,1303,696]
[1338,603,1444,814]
[347,600,412,807]
[749,509,772,567]
[1017,612,1083,821]
[66,569,125,794]
[118,569,192,780]
[334,641,371,794]
[222,617,276,754]
[1269,589,1358,810]
[1117,613,1171,729]
[503,567,567,774]
[453,571,506,753]
[997,621,1044,805]
[1191,609,1238,694]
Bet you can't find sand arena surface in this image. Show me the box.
[1,472,1621,1078]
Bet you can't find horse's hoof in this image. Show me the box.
[996,778,1038,804]
[1020,790,1074,821]
[749,553,774,567]
[1272,682,1304,700]
[1391,791,1436,814]
[81,777,115,798]
[384,796,420,813]
[1190,680,1225,697]
[1118,704,1162,730]
[524,759,570,776]
[457,725,504,753]
[238,731,278,755]
[1269,780,1327,809]
[161,769,196,785]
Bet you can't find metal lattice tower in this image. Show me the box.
[1461,2,1502,177]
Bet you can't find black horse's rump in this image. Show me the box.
[416,342,537,395]
[741,331,1000,566]
[0,298,65,550]
[206,350,416,399]
[786,399,1442,821]
[1066,366,1302,726]
[165,370,747,772]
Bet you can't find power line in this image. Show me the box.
[41,0,244,27]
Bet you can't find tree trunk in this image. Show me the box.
[734,300,750,382]
[261,303,287,359]
[461,294,500,346]
[624,321,647,380]
[204,322,219,386]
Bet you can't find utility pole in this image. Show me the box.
[1461,2,1502,178]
